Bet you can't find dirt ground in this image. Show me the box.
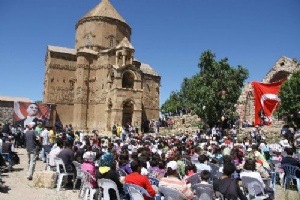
[0,148,80,200]
[0,148,300,200]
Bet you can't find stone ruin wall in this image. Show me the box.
[236,56,300,128]
[0,101,14,125]
[236,83,255,125]
[164,114,200,133]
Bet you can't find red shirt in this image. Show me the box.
[125,172,156,200]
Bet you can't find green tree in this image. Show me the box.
[161,50,249,126]
[161,91,183,115]
[277,69,300,126]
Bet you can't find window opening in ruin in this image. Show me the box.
[86,35,91,46]
[122,71,134,89]
[109,37,114,48]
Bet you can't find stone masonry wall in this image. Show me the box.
[0,101,14,125]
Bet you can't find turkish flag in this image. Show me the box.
[252,80,285,125]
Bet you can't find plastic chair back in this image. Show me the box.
[124,184,152,199]
[159,186,187,200]
[281,164,300,192]
[281,164,299,179]
[128,186,144,200]
[241,176,268,198]
[73,161,83,177]
[116,167,127,177]
[98,178,120,200]
[82,170,95,188]
[192,183,213,200]
[186,172,201,185]
[54,157,67,173]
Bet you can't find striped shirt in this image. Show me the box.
[159,176,194,199]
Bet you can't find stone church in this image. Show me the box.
[43,0,161,132]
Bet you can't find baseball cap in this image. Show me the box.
[167,161,178,170]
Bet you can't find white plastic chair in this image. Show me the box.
[186,172,201,186]
[81,170,98,200]
[54,157,74,191]
[72,161,83,191]
[241,176,269,200]
[159,186,188,200]
[97,178,120,200]
[192,183,213,200]
[128,186,144,200]
[124,184,153,200]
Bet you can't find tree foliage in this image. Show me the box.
[277,69,300,126]
[161,50,249,126]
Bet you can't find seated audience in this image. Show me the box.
[96,152,124,200]
[49,139,63,168]
[57,141,74,172]
[159,161,194,200]
[195,154,211,172]
[281,147,300,178]
[200,170,211,184]
[81,151,97,188]
[125,160,156,200]
[213,162,247,200]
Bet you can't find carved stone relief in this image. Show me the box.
[49,63,76,71]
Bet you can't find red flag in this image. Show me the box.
[252,80,285,125]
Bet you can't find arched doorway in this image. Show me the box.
[122,100,134,126]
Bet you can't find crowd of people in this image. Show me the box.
[1,120,300,199]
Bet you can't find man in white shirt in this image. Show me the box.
[40,127,51,163]
[240,159,266,189]
[195,155,212,172]
[48,140,63,168]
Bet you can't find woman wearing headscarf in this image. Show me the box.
[81,151,97,188]
[96,152,124,200]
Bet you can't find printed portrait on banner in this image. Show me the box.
[13,102,51,128]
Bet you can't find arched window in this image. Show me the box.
[86,35,91,46]
[122,71,135,89]
[109,37,114,48]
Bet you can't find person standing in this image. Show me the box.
[258,108,265,126]
[135,122,139,134]
[25,122,40,180]
[40,127,51,163]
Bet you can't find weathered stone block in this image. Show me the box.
[33,171,56,188]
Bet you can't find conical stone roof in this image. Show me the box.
[116,37,134,50]
[82,0,127,24]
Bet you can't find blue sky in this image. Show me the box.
[1,0,299,106]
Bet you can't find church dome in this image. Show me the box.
[81,0,127,24]
[75,0,131,51]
